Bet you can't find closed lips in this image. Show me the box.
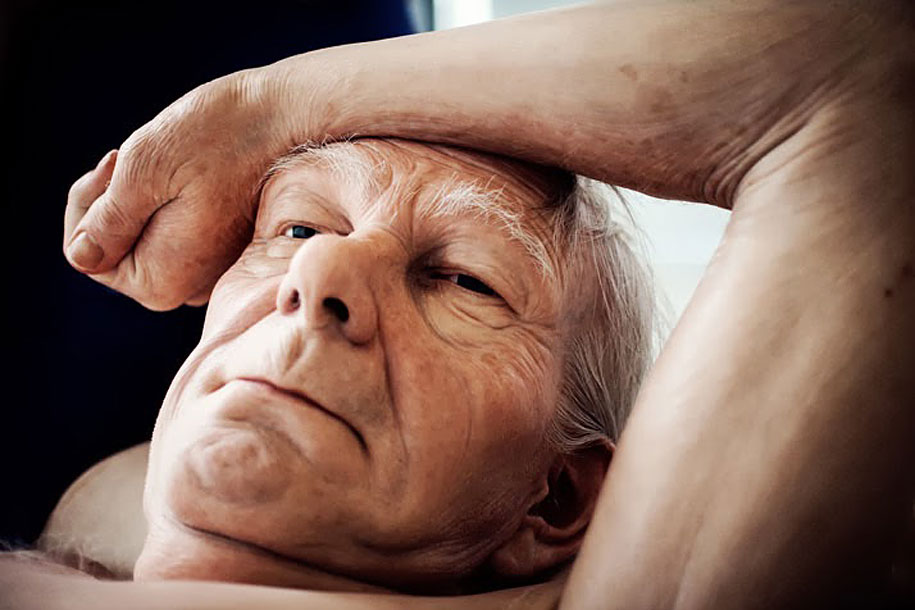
[233,377,366,450]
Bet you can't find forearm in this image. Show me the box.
[64,0,909,308]
[562,75,915,609]
[270,0,902,206]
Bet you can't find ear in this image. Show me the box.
[486,440,613,579]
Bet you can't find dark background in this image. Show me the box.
[0,0,416,545]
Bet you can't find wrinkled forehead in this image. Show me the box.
[262,138,572,212]
[258,138,576,280]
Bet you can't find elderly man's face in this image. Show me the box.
[137,140,582,591]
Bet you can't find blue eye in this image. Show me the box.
[284,225,319,239]
[431,271,499,297]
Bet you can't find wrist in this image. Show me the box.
[262,45,363,150]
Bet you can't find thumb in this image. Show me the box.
[64,150,167,273]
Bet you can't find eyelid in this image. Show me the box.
[276,221,331,238]
[263,194,352,239]
[429,267,504,300]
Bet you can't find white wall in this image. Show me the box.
[621,190,729,326]
[432,0,583,29]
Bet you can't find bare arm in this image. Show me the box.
[563,73,915,610]
[66,0,896,303]
[275,0,874,206]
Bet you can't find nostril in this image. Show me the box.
[323,297,349,323]
[287,288,300,311]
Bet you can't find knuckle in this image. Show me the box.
[116,136,152,188]
[118,120,185,206]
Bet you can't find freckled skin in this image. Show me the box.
[136,140,580,593]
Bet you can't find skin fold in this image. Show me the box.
[8,0,908,608]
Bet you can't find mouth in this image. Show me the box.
[231,377,367,453]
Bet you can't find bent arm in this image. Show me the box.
[273,0,892,206]
[65,0,905,307]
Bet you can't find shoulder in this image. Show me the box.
[0,549,95,578]
[38,442,149,579]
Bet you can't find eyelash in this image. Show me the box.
[283,224,320,239]
[281,224,501,299]
[429,271,500,298]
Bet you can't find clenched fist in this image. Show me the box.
[63,69,290,310]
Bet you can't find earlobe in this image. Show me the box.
[486,441,613,579]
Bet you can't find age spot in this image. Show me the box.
[619,64,638,81]
[882,261,912,299]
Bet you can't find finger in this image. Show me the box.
[87,202,205,311]
[65,142,171,274]
[63,150,117,265]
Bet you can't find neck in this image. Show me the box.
[134,520,387,593]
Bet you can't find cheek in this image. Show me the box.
[376,339,554,553]
[418,294,517,339]
[390,324,558,482]
[201,239,298,339]
[202,268,281,340]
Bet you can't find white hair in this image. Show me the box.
[545,177,657,452]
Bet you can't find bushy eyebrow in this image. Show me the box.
[263,144,556,279]
[420,173,556,280]
[261,142,381,208]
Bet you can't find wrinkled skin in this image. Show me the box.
[134,139,604,593]
[63,70,290,310]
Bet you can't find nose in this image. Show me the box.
[276,235,379,345]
